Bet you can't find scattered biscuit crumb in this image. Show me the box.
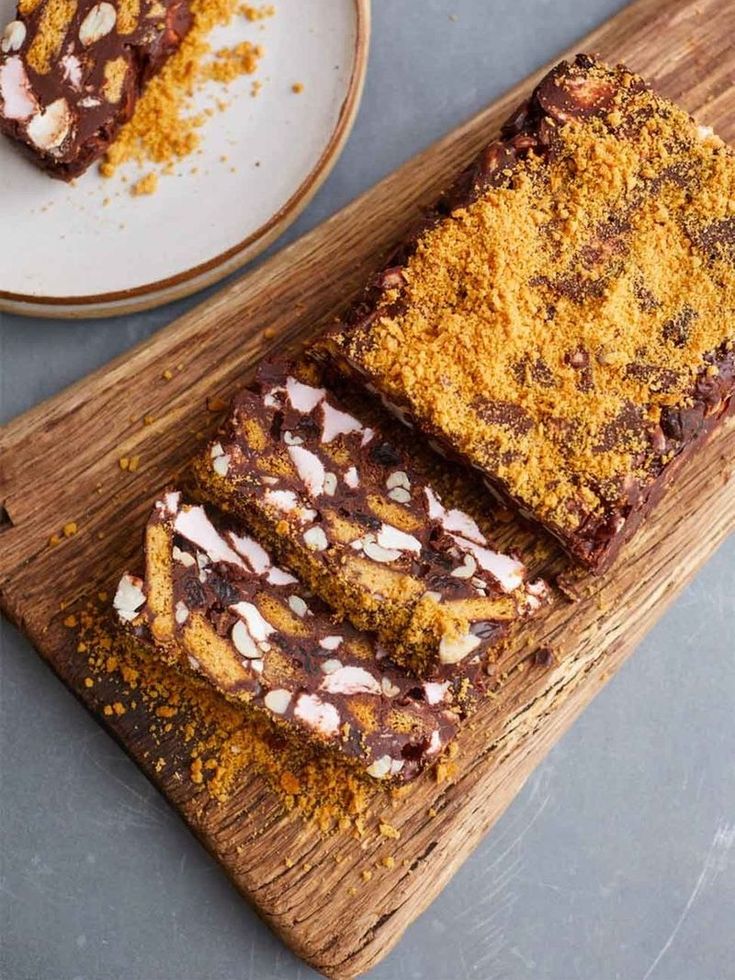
[131,172,159,197]
[63,522,78,538]
[291,81,304,94]
[102,0,270,178]
[241,3,275,20]
[435,759,457,784]
[205,41,263,85]
[280,771,300,795]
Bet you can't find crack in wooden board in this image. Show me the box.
[1,0,734,975]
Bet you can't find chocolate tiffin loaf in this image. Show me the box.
[316,55,735,571]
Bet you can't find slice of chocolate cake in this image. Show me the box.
[114,492,478,782]
[0,0,191,178]
[193,360,547,678]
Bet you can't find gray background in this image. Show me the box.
[1,1,733,978]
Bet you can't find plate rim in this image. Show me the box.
[0,0,371,320]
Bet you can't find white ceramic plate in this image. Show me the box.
[0,0,369,318]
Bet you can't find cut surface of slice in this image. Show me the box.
[0,0,191,178]
[115,492,478,782]
[193,361,547,677]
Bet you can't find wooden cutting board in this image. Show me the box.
[1,0,734,975]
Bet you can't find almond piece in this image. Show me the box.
[1,20,26,53]
[27,97,73,152]
[438,632,481,665]
[79,2,117,46]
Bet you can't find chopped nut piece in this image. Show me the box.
[79,3,117,47]
[280,771,300,795]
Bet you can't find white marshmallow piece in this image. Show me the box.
[0,56,37,120]
[285,377,326,413]
[320,665,381,696]
[294,693,340,736]
[173,506,245,568]
[320,402,363,443]
[288,445,326,497]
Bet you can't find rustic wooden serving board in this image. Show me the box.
[2,0,734,975]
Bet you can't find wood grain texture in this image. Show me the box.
[1,0,734,975]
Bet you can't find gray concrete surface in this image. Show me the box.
[1,2,734,978]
